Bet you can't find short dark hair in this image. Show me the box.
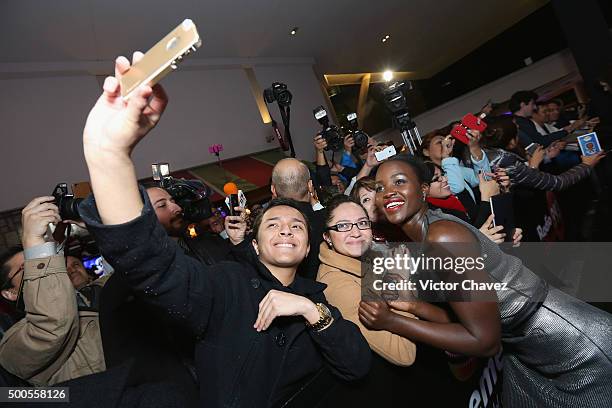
[384,154,432,185]
[351,177,377,202]
[509,90,538,113]
[419,123,455,157]
[323,195,368,227]
[252,198,311,241]
[0,245,23,289]
[423,161,442,183]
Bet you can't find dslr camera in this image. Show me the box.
[52,183,83,220]
[313,106,343,151]
[151,163,213,222]
[345,112,369,151]
[264,82,292,107]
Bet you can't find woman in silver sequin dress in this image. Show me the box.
[359,155,612,408]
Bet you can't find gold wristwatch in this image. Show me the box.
[307,303,333,332]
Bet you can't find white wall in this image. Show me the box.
[0,58,328,211]
[412,50,579,134]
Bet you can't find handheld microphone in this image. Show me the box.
[223,182,239,216]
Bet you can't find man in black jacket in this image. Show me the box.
[79,53,371,408]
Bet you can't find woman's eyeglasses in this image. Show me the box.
[326,220,372,232]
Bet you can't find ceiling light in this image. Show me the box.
[383,70,393,82]
[385,35,390,39]
[290,27,298,35]
[381,38,387,43]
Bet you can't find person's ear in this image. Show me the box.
[1,288,17,302]
[323,232,332,248]
[422,148,430,158]
[307,180,314,195]
[251,239,260,256]
[421,183,429,199]
[270,184,277,199]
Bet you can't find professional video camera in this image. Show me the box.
[345,112,369,151]
[52,183,84,220]
[313,106,343,151]
[381,81,422,154]
[151,163,213,222]
[264,82,293,107]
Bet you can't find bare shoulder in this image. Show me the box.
[427,220,478,244]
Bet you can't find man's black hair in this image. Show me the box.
[509,90,538,113]
[0,245,23,289]
[252,198,311,240]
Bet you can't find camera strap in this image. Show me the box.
[270,103,296,158]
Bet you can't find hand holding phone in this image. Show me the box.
[120,19,202,99]
[375,145,397,162]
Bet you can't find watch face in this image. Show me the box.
[319,303,332,319]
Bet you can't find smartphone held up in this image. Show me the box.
[119,19,202,99]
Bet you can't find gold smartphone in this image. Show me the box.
[120,19,202,98]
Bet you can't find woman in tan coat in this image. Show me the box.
[317,195,417,366]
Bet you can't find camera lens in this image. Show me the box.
[353,130,369,150]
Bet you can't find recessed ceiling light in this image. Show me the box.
[385,35,390,39]
[382,38,387,43]
[290,27,298,35]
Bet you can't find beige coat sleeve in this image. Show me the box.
[323,275,417,367]
[0,255,79,384]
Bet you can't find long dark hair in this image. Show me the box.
[480,115,527,158]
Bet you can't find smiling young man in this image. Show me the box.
[78,53,370,407]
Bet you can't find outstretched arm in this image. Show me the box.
[82,53,168,225]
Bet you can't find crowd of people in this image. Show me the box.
[0,53,611,408]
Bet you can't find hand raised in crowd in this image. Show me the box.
[83,52,168,158]
[21,196,61,249]
[314,134,328,152]
[253,290,320,332]
[358,300,395,331]
[224,207,248,245]
[494,168,511,192]
[479,214,506,244]
[343,135,355,153]
[528,145,545,169]
[545,141,566,160]
[478,173,500,201]
[565,118,586,133]
[83,52,170,225]
[441,136,455,159]
[512,228,523,247]
[581,151,606,167]
[586,117,600,128]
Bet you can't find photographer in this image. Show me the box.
[79,54,370,407]
[145,186,237,265]
[0,196,105,386]
[313,135,361,195]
